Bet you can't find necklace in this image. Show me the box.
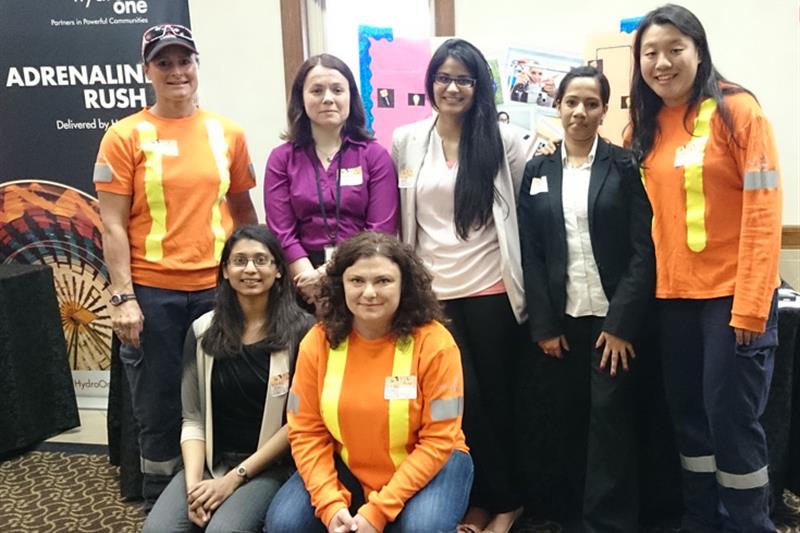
[316,144,341,163]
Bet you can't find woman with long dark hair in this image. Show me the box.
[143,225,313,532]
[518,66,654,532]
[265,54,398,307]
[630,5,782,531]
[265,231,472,533]
[392,38,527,532]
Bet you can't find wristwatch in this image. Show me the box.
[235,463,249,483]
[110,293,137,306]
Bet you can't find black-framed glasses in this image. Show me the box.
[228,254,276,268]
[143,24,193,45]
[433,73,476,88]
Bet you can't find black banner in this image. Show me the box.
[0,0,190,398]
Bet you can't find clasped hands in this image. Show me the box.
[294,266,326,305]
[185,473,243,527]
[329,508,378,533]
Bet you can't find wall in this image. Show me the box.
[455,0,799,225]
[188,0,287,222]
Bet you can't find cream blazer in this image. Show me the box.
[391,118,528,323]
[180,311,290,478]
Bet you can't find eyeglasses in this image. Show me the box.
[142,24,193,45]
[228,254,276,268]
[433,73,476,88]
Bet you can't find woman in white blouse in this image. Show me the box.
[392,38,527,533]
[517,66,654,532]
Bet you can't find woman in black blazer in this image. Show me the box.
[517,66,654,533]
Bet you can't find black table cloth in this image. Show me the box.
[0,264,80,455]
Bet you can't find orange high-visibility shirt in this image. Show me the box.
[94,107,255,290]
[288,322,468,531]
[643,92,781,331]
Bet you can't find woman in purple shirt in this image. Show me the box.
[265,54,398,305]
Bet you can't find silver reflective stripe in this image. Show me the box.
[287,391,300,414]
[141,455,181,476]
[248,162,256,179]
[430,397,463,421]
[680,453,717,473]
[743,170,778,191]
[93,162,113,183]
[717,465,769,490]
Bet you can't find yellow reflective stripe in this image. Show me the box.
[137,121,167,261]
[321,339,349,465]
[205,119,230,260]
[388,338,414,469]
[683,98,716,252]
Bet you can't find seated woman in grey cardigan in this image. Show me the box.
[143,224,314,533]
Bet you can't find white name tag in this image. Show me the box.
[269,372,290,397]
[398,168,415,189]
[384,375,417,400]
[529,175,549,195]
[142,139,179,157]
[340,166,363,186]
[324,245,336,262]
[674,142,704,167]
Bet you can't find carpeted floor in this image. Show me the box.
[0,446,144,533]
[0,445,798,533]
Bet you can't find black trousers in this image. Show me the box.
[443,294,526,513]
[523,315,638,532]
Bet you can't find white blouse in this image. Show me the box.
[414,127,503,300]
[560,136,609,317]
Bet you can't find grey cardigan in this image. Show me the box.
[180,310,290,478]
[391,118,528,323]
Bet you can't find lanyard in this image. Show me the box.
[313,148,343,245]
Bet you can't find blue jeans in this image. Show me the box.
[265,450,473,533]
[120,284,215,504]
[143,464,292,533]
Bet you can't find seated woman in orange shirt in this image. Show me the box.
[265,231,472,533]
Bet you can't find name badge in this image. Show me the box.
[324,245,336,263]
[384,375,417,400]
[269,372,289,397]
[340,166,363,186]
[674,141,704,167]
[398,168,415,189]
[529,175,548,195]
[142,139,179,157]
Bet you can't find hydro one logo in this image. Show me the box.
[74,0,149,14]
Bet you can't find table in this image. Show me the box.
[0,264,80,455]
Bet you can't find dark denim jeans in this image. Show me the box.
[120,284,214,504]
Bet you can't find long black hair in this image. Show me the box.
[629,4,748,163]
[201,224,310,359]
[425,39,504,240]
[283,53,372,147]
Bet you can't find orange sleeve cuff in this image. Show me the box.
[319,501,348,531]
[358,502,389,532]
[729,312,766,333]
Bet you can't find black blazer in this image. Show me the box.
[518,138,655,343]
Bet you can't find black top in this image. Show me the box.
[517,138,656,343]
[211,342,270,454]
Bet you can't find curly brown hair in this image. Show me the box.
[319,232,445,347]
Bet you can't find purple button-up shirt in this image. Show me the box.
[264,137,398,263]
